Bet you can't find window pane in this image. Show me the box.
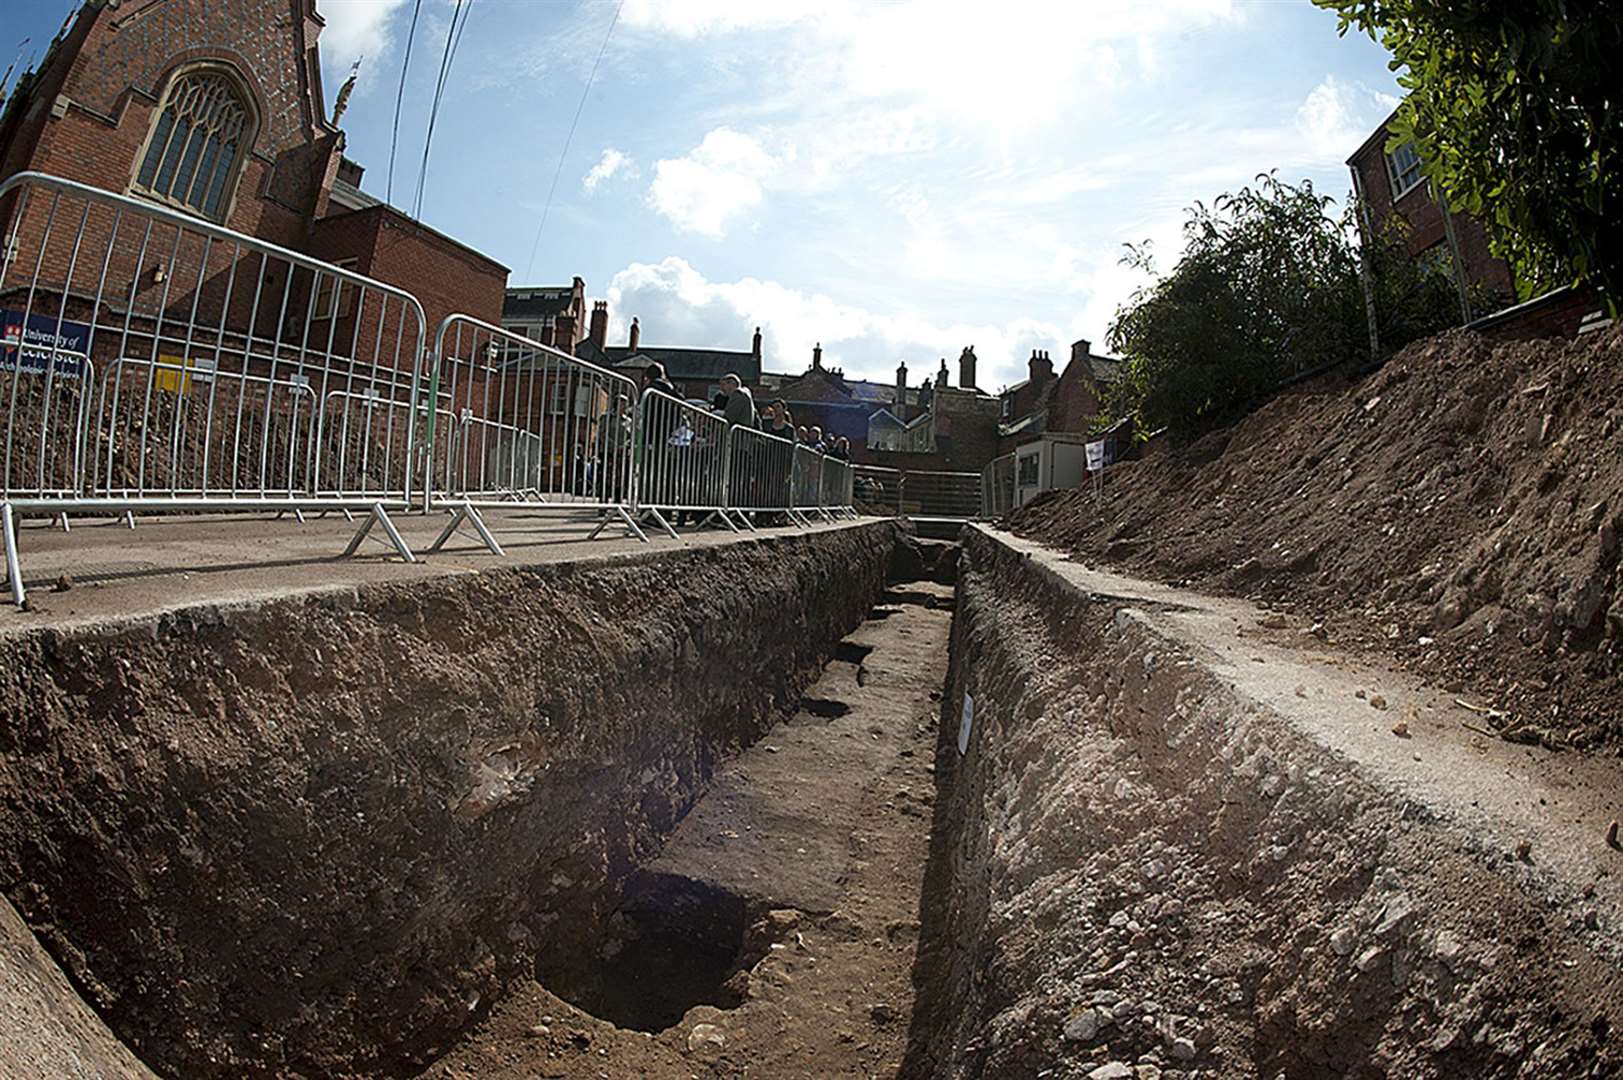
[188,134,222,208]
[204,140,236,216]
[172,126,208,207]
[155,117,191,196]
[138,110,175,189]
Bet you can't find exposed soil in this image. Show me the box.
[0,524,893,1078]
[909,527,1623,1080]
[410,583,953,1079]
[1007,326,1623,754]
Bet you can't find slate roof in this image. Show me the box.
[578,343,761,383]
[503,287,578,320]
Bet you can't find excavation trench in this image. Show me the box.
[5,520,1621,1080]
[0,523,921,1079]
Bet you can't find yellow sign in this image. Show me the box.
[152,354,217,394]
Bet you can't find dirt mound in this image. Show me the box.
[1008,326,1623,752]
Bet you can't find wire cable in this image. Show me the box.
[523,0,623,282]
[385,0,424,204]
[413,0,474,219]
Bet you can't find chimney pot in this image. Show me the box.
[628,316,640,351]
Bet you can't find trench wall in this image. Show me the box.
[906,526,1622,1079]
[0,521,896,1079]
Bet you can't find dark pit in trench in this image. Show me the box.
[535,871,768,1034]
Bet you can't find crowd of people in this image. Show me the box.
[588,362,853,525]
[628,362,853,458]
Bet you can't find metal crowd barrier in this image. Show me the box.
[1,170,429,603]
[0,171,883,606]
[982,452,1016,516]
[633,387,731,538]
[423,315,646,553]
[818,455,857,519]
[725,424,799,528]
[852,464,901,515]
[790,443,830,522]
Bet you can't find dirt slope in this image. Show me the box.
[1009,326,1623,752]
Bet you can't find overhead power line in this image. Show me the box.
[386,0,425,204]
[523,0,624,282]
[413,0,475,220]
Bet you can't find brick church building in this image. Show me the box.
[0,0,507,337]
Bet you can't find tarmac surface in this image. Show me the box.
[2,506,867,634]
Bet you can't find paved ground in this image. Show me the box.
[1,507,869,635]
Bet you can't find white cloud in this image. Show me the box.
[605,256,1078,391]
[622,0,1241,129]
[647,128,791,237]
[318,0,409,82]
[583,148,634,192]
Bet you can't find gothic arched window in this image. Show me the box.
[133,68,254,221]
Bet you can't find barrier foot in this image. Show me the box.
[343,503,417,563]
[124,510,136,529]
[731,509,758,532]
[294,508,307,525]
[787,508,811,529]
[616,506,650,543]
[2,503,24,607]
[641,508,679,541]
[703,509,739,534]
[429,503,505,557]
[56,512,70,533]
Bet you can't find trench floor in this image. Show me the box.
[411,582,954,1080]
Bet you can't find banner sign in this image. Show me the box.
[1,309,90,379]
[1085,439,1107,471]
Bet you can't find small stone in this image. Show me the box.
[1354,945,1387,973]
[1390,718,1410,737]
[527,1024,550,1038]
[870,1002,897,1025]
[1064,1009,1103,1042]
[1369,694,1389,710]
[52,574,72,592]
[1169,1037,1198,1062]
[1355,689,1367,700]
[1135,1066,1163,1080]
[1294,684,1308,698]
[687,1023,725,1054]
[1088,1064,1135,1080]
[1606,820,1620,850]
[1329,927,1356,956]
[1259,613,1288,630]
[1515,839,1532,862]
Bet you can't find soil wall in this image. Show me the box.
[906,525,1622,1079]
[0,522,896,1078]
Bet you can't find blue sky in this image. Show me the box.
[3,0,1403,390]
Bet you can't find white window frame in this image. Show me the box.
[1386,141,1425,201]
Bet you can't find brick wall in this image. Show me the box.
[1349,118,1515,303]
[2,0,338,252]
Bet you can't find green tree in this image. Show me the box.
[1103,174,1466,438]
[1317,0,1620,302]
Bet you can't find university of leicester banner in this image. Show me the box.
[0,308,91,379]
